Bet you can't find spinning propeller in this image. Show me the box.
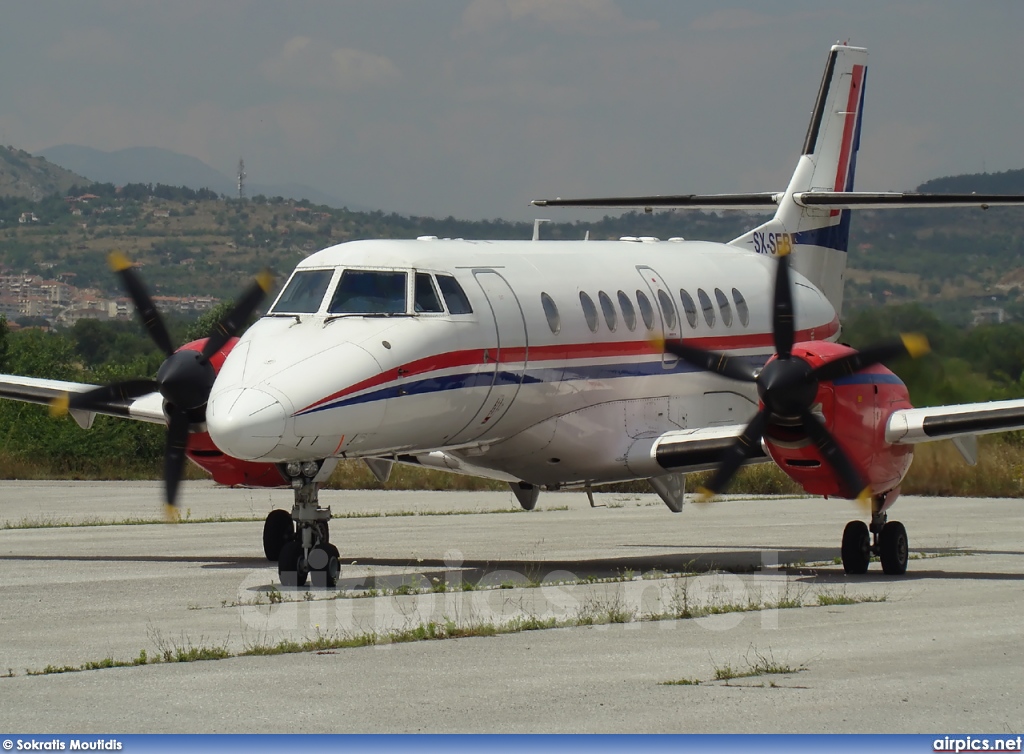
[660,248,929,501]
[53,252,273,513]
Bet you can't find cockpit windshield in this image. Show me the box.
[271,269,333,314]
[328,270,408,314]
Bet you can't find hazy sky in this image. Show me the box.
[2,1,1021,220]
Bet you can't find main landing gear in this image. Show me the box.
[840,494,909,576]
[262,460,340,588]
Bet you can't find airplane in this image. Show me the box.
[3,43,1024,588]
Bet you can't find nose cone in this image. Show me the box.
[207,388,287,460]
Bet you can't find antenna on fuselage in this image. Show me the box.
[532,218,551,241]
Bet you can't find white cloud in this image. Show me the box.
[262,36,400,92]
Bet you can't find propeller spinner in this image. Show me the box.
[661,249,928,501]
[53,252,273,512]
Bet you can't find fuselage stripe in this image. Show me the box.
[296,317,840,416]
[831,63,865,216]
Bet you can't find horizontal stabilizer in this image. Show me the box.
[793,192,1024,209]
[531,193,781,210]
[531,191,1024,211]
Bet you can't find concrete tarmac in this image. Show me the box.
[0,481,1021,733]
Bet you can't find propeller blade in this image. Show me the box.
[698,411,767,499]
[164,408,191,509]
[108,252,175,358]
[800,411,870,501]
[772,249,795,359]
[53,379,159,416]
[663,340,759,382]
[809,333,930,383]
[200,270,274,362]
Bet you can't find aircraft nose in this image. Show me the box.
[207,388,287,460]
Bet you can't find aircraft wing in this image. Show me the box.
[885,399,1024,445]
[0,373,166,428]
[643,399,1024,476]
[648,400,1024,460]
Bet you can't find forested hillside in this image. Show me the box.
[0,173,1021,323]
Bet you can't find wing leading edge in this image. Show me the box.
[635,398,1024,478]
[886,399,1024,445]
[0,374,165,427]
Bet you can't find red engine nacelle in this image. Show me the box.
[763,341,914,498]
[174,337,287,489]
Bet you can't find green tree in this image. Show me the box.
[185,301,234,343]
[6,329,77,380]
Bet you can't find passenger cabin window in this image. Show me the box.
[598,291,617,332]
[272,269,333,314]
[732,288,750,326]
[436,275,473,314]
[715,288,733,327]
[657,289,677,330]
[679,289,698,328]
[697,288,715,327]
[580,292,599,333]
[414,273,443,313]
[617,290,637,331]
[541,292,560,334]
[328,270,407,314]
[636,290,655,330]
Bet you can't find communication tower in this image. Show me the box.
[237,158,246,200]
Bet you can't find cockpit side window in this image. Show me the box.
[414,273,444,313]
[271,269,334,314]
[328,270,407,314]
[436,275,473,315]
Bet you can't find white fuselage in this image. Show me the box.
[205,237,839,486]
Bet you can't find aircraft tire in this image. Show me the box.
[278,540,308,587]
[879,521,909,576]
[263,509,294,561]
[841,520,871,575]
[311,544,341,588]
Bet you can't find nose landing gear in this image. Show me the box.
[267,460,341,588]
[840,495,909,576]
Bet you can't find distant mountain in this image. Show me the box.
[916,168,1024,194]
[36,144,368,210]
[0,146,91,199]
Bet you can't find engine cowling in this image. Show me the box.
[762,340,914,497]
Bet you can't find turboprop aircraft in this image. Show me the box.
[3,44,1024,587]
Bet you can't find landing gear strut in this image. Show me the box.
[840,494,909,576]
[274,460,340,588]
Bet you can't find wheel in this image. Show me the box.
[879,520,909,575]
[311,544,341,588]
[263,509,294,561]
[278,540,308,587]
[841,520,871,575]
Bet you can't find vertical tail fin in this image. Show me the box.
[730,44,868,315]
